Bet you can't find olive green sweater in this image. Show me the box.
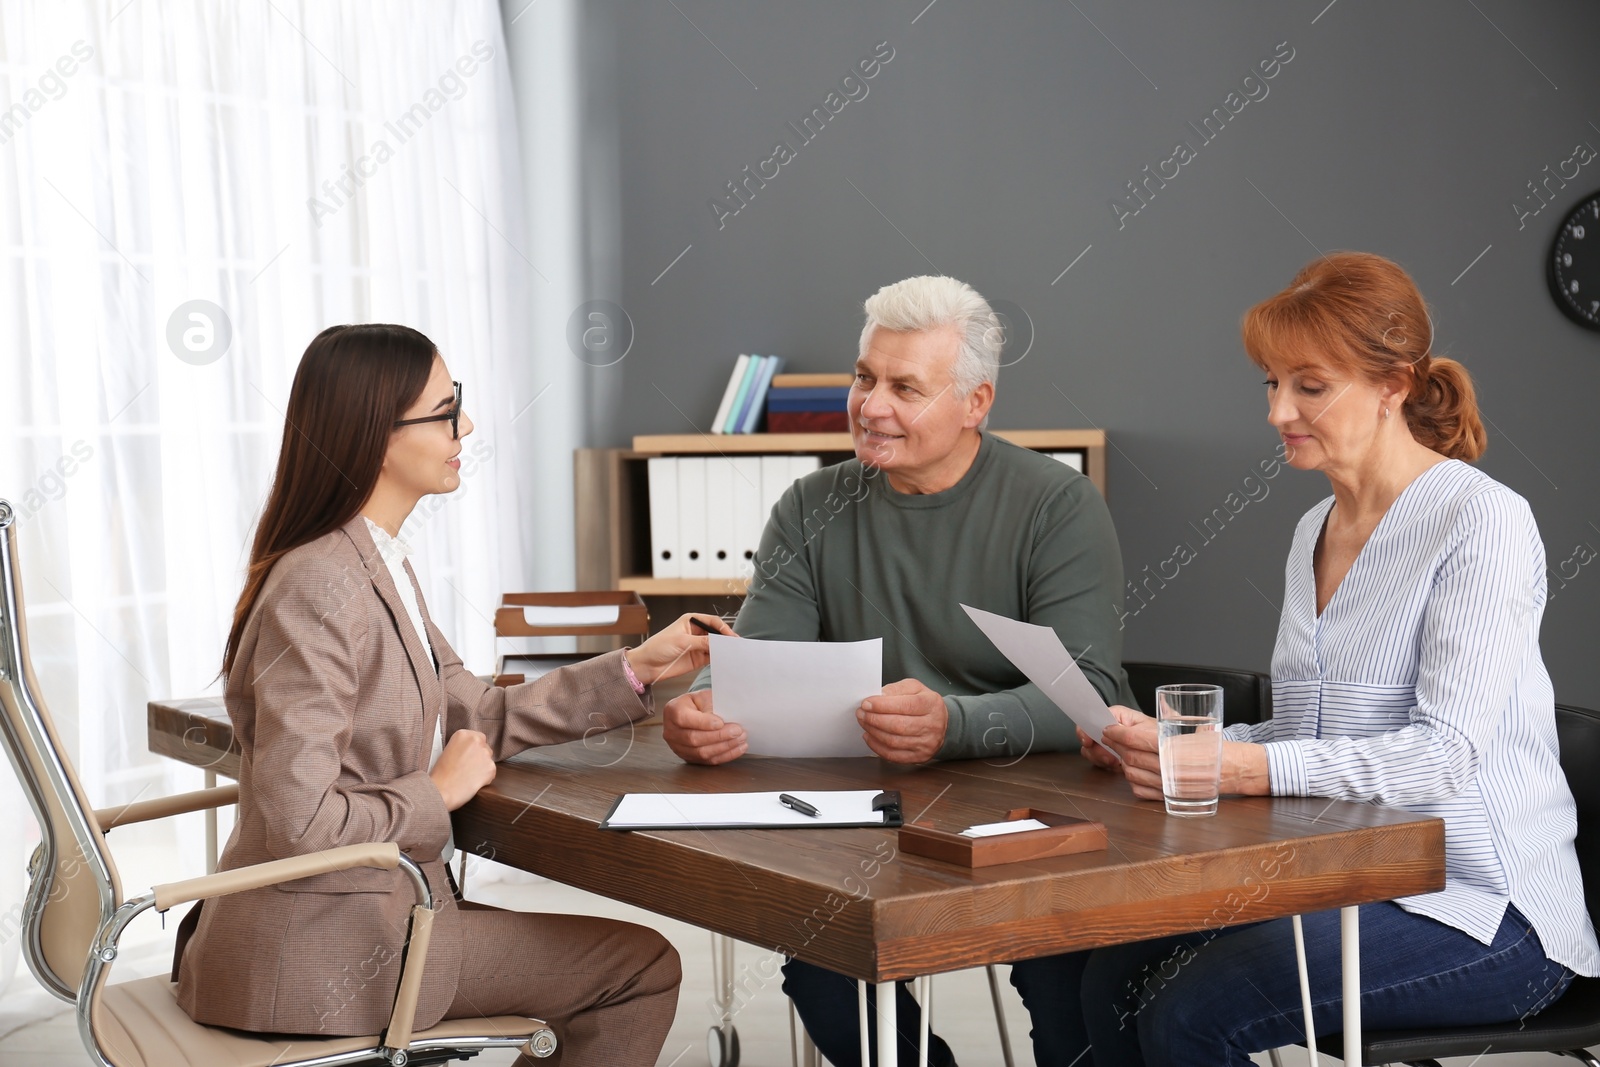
[691,432,1135,760]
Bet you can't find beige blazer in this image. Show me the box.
[176,516,648,1035]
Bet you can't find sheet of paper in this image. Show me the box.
[961,818,1051,838]
[519,604,620,627]
[960,604,1119,753]
[604,789,886,829]
[708,634,881,758]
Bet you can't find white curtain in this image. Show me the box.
[0,0,569,1008]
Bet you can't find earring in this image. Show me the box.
[1382,407,1390,420]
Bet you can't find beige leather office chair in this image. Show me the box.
[0,498,557,1067]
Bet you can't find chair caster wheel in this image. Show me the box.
[707,1023,740,1067]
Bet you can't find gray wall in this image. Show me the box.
[573,1,1600,704]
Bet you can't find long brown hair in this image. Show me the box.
[223,324,437,674]
[1241,251,1486,461]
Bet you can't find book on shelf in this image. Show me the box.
[767,410,850,433]
[720,355,764,434]
[710,365,849,433]
[710,354,750,435]
[767,390,849,412]
[739,355,784,433]
[772,373,854,388]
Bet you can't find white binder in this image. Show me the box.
[704,456,738,579]
[759,455,792,532]
[789,454,821,485]
[731,456,763,580]
[676,456,710,579]
[647,457,681,579]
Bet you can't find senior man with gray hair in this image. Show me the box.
[664,275,1135,1066]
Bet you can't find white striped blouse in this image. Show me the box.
[1225,459,1600,976]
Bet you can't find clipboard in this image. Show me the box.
[600,790,903,831]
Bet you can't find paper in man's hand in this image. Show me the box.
[708,634,882,758]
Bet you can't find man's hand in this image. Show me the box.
[662,688,747,765]
[429,729,497,811]
[1098,705,1162,800]
[857,678,948,764]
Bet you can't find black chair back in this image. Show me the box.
[1124,661,1273,727]
[1556,703,1600,934]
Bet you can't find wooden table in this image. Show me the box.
[149,698,1446,1065]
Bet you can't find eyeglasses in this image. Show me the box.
[394,381,462,439]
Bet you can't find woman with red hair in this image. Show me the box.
[1007,253,1599,1065]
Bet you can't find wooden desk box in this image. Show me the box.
[899,807,1108,868]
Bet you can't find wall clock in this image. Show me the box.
[1549,192,1600,330]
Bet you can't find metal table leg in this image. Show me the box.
[1342,905,1361,1067]
[789,999,819,1067]
[803,1029,819,1067]
[985,964,1016,1067]
[877,980,897,1067]
[916,975,931,1067]
[858,980,870,1066]
[1291,914,1318,1066]
[708,933,740,1066]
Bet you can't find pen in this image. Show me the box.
[778,793,821,818]
[690,616,735,634]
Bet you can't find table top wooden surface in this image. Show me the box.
[149,697,1445,982]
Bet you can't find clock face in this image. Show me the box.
[1549,193,1600,331]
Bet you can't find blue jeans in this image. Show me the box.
[1007,901,1573,1067]
[782,959,958,1067]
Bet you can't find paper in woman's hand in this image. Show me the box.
[960,604,1120,758]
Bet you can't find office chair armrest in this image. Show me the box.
[87,845,436,1058]
[147,843,440,1058]
[382,903,436,1051]
[94,784,240,831]
[151,841,404,912]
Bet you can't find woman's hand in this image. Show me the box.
[1222,740,1271,796]
[1098,705,1163,800]
[626,614,736,686]
[1096,706,1273,801]
[429,729,497,811]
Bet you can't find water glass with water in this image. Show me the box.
[1156,684,1223,817]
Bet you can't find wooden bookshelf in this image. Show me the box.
[574,430,1107,617]
[632,429,1106,461]
[617,579,748,598]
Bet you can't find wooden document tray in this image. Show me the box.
[899,807,1107,868]
[494,591,649,638]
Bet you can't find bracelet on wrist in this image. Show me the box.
[621,648,647,694]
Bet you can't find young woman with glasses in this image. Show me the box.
[173,324,731,1066]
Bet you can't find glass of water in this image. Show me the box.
[1156,684,1223,817]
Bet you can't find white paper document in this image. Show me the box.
[960,604,1119,753]
[961,818,1052,838]
[708,634,881,758]
[603,789,889,829]
[519,605,620,627]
